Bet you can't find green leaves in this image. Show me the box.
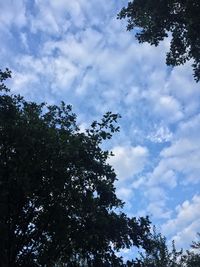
[118,0,200,82]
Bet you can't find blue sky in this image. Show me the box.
[1,0,200,253]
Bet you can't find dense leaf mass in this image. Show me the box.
[118,0,200,81]
[0,70,151,267]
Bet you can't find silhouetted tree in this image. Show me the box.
[118,0,200,81]
[127,229,200,267]
[183,232,200,267]
[0,70,151,267]
[131,228,182,267]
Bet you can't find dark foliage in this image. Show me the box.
[118,0,200,81]
[0,70,151,267]
[127,228,200,267]
[131,228,182,267]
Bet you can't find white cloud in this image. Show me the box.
[134,186,172,219]
[130,113,200,222]
[116,187,133,202]
[20,33,29,50]
[147,93,184,123]
[75,73,96,95]
[161,138,197,158]
[51,57,80,92]
[31,0,84,34]
[0,0,27,29]
[143,113,200,191]
[145,142,200,188]
[172,220,200,249]
[11,54,80,97]
[144,187,171,220]
[148,168,177,189]
[157,95,183,120]
[124,86,140,106]
[144,186,167,202]
[109,145,149,181]
[147,201,172,219]
[132,176,146,189]
[11,71,39,96]
[162,195,200,248]
[167,62,200,102]
[43,28,103,68]
[147,125,173,143]
[178,114,200,139]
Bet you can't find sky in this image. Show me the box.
[1,0,200,255]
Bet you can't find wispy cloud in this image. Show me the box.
[109,145,149,181]
[162,195,200,248]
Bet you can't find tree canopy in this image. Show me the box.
[130,229,200,267]
[118,0,200,82]
[131,228,183,267]
[0,69,151,267]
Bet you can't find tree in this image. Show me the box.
[183,232,200,267]
[191,232,200,250]
[181,250,200,267]
[0,69,151,267]
[118,0,200,82]
[126,229,200,267]
[130,228,182,267]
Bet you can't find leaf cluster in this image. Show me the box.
[118,0,200,81]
